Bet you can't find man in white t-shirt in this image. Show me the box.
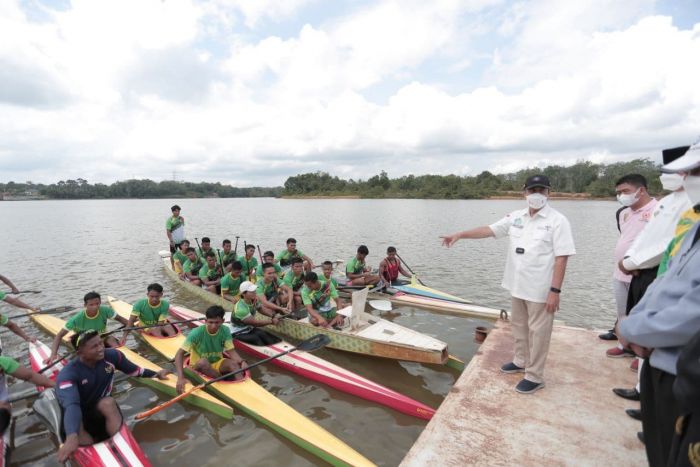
[441,175,576,394]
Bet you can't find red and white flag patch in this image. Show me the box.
[58,381,73,390]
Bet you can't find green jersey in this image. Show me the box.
[131,298,170,326]
[199,263,222,282]
[275,248,304,267]
[257,277,282,301]
[173,250,189,266]
[283,270,305,291]
[221,273,244,297]
[237,255,258,276]
[183,258,203,275]
[301,282,338,313]
[221,251,237,267]
[0,356,19,375]
[255,263,282,278]
[0,291,7,326]
[181,325,234,364]
[165,216,185,243]
[64,305,116,333]
[233,299,257,323]
[320,276,338,288]
[346,256,366,276]
[0,291,5,301]
[197,247,219,263]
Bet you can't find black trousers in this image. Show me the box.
[641,360,680,467]
[626,267,659,315]
[668,413,700,467]
[234,328,281,346]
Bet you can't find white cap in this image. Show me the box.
[239,281,257,294]
[662,137,700,173]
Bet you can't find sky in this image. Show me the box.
[1,0,699,187]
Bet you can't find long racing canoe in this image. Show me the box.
[27,310,234,420]
[156,301,436,420]
[159,251,464,371]
[106,297,375,467]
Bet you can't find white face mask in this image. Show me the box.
[617,188,640,207]
[683,175,700,206]
[526,193,548,210]
[660,173,684,192]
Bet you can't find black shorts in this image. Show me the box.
[234,328,281,346]
[169,242,183,254]
[61,402,123,443]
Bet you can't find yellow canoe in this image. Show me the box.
[28,310,233,420]
[108,297,375,467]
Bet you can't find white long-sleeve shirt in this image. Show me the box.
[622,190,692,271]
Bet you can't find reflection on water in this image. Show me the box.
[1,198,619,465]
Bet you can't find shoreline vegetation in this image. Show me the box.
[1,158,662,201]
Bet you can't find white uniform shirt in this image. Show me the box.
[622,190,692,270]
[489,204,576,303]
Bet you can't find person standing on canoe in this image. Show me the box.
[238,244,259,282]
[441,175,576,394]
[302,272,345,328]
[120,283,176,344]
[276,238,314,272]
[221,261,245,304]
[346,245,381,287]
[174,306,247,392]
[321,261,339,288]
[166,205,185,268]
[221,239,237,272]
[172,240,191,273]
[257,263,293,315]
[231,281,282,346]
[46,292,128,364]
[282,257,305,310]
[255,251,282,279]
[378,247,412,285]
[199,252,224,294]
[56,330,169,463]
[182,247,204,286]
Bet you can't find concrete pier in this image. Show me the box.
[401,321,646,466]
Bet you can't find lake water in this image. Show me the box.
[1,198,621,466]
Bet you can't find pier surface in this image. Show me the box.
[401,321,646,466]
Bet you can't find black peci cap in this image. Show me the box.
[662,146,690,165]
[524,175,551,190]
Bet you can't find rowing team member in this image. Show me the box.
[258,263,293,315]
[232,281,282,345]
[121,283,177,344]
[199,252,223,294]
[378,246,412,285]
[346,245,381,286]
[175,306,247,393]
[255,251,282,278]
[303,272,345,328]
[172,239,191,273]
[46,292,127,364]
[276,238,314,272]
[55,330,169,463]
[181,247,203,285]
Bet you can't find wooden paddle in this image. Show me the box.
[134,334,331,420]
[8,290,41,295]
[395,253,426,286]
[8,306,75,320]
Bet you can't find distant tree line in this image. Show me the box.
[0,178,282,199]
[282,159,664,199]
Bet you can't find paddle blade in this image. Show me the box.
[369,300,392,311]
[296,334,331,352]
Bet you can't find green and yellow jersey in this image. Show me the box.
[181,325,234,365]
[64,305,116,333]
[131,298,170,326]
[221,273,244,297]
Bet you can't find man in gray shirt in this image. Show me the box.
[619,140,700,466]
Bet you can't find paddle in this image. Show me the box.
[134,334,331,420]
[256,244,263,263]
[369,300,392,311]
[233,236,239,258]
[395,253,426,286]
[8,306,76,320]
[8,290,41,295]
[194,237,203,258]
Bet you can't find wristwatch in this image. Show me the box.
[550,287,561,294]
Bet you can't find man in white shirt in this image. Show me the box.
[441,175,576,394]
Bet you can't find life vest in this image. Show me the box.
[383,257,400,282]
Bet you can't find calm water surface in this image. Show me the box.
[1,198,619,466]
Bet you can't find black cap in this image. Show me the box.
[524,175,551,190]
[662,146,690,165]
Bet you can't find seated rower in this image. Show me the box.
[231,281,282,346]
[257,263,293,315]
[255,251,282,279]
[46,292,127,364]
[346,245,381,286]
[172,240,191,273]
[275,237,314,272]
[238,244,259,281]
[0,355,55,439]
[174,306,247,391]
[0,290,39,344]
[182,247,204,285]
[56,330,169,463]
[120,283,176,344]
[321,261,339,287]
[302,272,345,329]
[221,261,245,304]
[378,246,411,285]
[199,252,223,294]
[197,237,218,262]
[282,257,305,310]
[220,239,237,272]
